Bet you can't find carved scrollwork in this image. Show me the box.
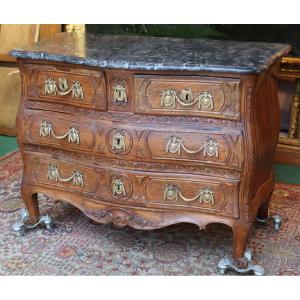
[166,136,219,158]
[28,101,236,127]
[164,184,215,205]
[84,209,158,228]
[44,77,84,100]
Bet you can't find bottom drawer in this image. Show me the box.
[25,153,240,218]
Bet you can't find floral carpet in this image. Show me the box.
[0,151,299,275]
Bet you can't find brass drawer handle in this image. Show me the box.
[40,120,80,144]
[166,136,219,158]
[44,77,84,100]
[47,163,84,187]
[164,184,215,204]
[160,89,213,110]
[112,178,126,197]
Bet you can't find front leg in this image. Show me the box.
[218,223,265,275]
[232,223,251,268]
[21,184,40,223]
[12,183,53,236]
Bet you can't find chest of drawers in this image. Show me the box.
[11,33,291,275]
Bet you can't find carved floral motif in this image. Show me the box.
[84,209,158,228]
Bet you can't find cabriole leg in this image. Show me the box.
[218,224,265,275]
[12,184,53,236]
[21,185,40,223]
[233,224,251,269]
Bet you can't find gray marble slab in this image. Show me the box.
[10,32,291,73]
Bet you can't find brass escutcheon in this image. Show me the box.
[112,129,126,152]
[113,81,127,105]
[112,178,126,197]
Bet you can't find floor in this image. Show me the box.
[0,135,299,184]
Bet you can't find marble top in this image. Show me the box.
[10,32,291,74]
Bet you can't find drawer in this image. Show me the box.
[22,109,243,170]
[26,153,239,218]
[30,156,98,194]
[98,123,244,170]
[22,111,96,152]
[146,129,244,169]
[23,63,106,110]
[142,175,239,218]
[134,75,241,120]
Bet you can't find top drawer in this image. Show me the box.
[134,75,241,120]
[23,63,106,110]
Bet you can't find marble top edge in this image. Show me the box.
[10,49,260,73]
[9,32,292,74]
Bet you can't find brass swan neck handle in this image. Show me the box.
[164,184,215,205]
[40,120,80,144]
[44,77,84,100]
[47,164,84,187]
[166,136,219,158]
[160,88,214,110]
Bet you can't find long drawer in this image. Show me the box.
[21,109,244,170]
[25,153,240,218]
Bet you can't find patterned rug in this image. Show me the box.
[0,151,299,275]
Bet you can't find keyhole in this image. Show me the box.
[116,138,121,146]
[118,90,122,98]
[185,94,189,101]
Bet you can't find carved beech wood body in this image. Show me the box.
[16,57,281,267]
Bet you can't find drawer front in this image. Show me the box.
[146,130,244,169]
[31,156,98,194]
[22,109,243,169]
[24,63,106,110]
[98,124,244,170]
[143,176,239,217]
[134,75,241,120]
[22,112,96,152]
[26,154,239,218]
